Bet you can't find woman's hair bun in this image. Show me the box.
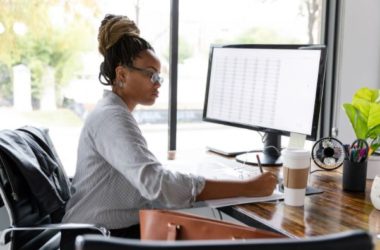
[98,14,140,56]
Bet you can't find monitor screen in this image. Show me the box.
[203,44,327,166]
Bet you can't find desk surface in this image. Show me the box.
[229,170,378,238]
[174,151,379,241]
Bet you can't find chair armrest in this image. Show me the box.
[0,223,110,245]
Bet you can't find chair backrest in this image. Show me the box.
[75,230,373,250]
[0,127,71,250]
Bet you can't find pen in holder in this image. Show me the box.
[342,139,369,192]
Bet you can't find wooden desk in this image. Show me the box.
[222,169,379,238]
[174,149,378,246]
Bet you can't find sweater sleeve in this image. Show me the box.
[91,108,205,208]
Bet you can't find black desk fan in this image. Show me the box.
[312,137,345,171]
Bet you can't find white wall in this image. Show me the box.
[334,0,380,144]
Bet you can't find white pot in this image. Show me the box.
[371,175,380,210]
[366,155,380,179]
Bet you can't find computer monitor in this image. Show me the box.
[203,44,327,166]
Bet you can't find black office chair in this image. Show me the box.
[75,230,373,250]
[0,127,109,250]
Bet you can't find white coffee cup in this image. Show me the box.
[282,148,310,206]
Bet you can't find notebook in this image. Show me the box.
[206,144,260,156]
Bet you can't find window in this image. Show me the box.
[0,0,325,175]
[176,0,325,152]
[0,0,170,176]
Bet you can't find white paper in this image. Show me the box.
[162,157,283,208]
[162,157,260,181]
[194,191,284,208]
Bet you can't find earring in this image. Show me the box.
[118,81,125,88]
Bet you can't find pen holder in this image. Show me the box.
[342,159,367,192]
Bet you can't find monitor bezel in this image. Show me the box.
[202,44,327,141]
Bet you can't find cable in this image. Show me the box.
[256,131,267,143]
[263,145,281,156]
[310,169,326,174]
[310,168,342,174]
[217,209,223,220]
[211,207,217,219]
[256,131,282,156]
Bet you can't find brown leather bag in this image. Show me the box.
[139,209,284,241]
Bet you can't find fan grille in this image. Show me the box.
[312,137,345,170]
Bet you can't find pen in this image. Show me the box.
[358,148,366,163]
[256,154,264,173]
[349,139,369,163]
[350,148,356,162]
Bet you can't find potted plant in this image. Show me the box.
[343,87,380,178]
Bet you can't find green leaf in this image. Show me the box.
[354,87,379,102]
[343,103,368,139]
[352,98,370,121]
[368,103,380,130]
[375,90,380,103]
[369,136,380,156]
[367,125,380,139]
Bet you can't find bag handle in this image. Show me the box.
[166,222,244,241]
[167,223,180,240]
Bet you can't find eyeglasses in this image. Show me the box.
[127,65,164,84]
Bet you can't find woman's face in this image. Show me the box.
[115,49,162,111]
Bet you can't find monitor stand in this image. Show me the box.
[235,133,283,167]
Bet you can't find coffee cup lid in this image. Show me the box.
[282,148,310,158]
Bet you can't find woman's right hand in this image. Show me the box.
[242,172,278,197]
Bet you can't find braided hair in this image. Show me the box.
[97,14,153,85]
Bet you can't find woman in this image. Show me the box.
[61,14,277,249]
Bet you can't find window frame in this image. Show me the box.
[168,0,338,152]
